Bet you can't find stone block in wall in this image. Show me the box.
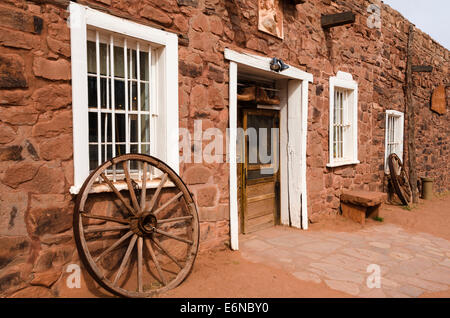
[0,90,29,106]
[0,145,23,161]
[10,285,53,298]
[32,109,72,137]
[0,191,28,236]
[0,26,40,50]
[32,245,74,273]
[177,0,198,7]
[0,124,16,144]
[0,106,39,126]
[183,165,212,185]
[2,162,41,189]
[38,134,72,161]
[196,185,218,207]
[141,6,173,27]
[0,54,27,88]
[31,84,72,112]
[0,7,43,34]
[0,236,30,271]
[32,57,71,81]
[26,194,72,237]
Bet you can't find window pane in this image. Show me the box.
[128,49,137,80]
[141,82,149,111]
[114,45,125,78]
[130,82,138,111]
[100,78,108,109]
[130,144,138,154]
[114,80,125,110]
[88,76,97,108]
[140,51,149,81]
[104,144,112,161]
[87,41,96,74]
[89,145,98,171]
[100,43,108,76]
[101,113,112,143]
[88,112,98,142]
[129,114,138,143]
[115,113,126,143]
[116,144,126,157]
[141,144,150,155]
[141,114,150,143]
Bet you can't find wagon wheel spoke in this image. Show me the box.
[100,173,136,216]
[83,225,129,233]
[152,237,183,269]
[157,215,193,224]
[140,162,147,212]
[137,237,143,293]
[144,238,167,286]
[152,191,183,216]
[154,228,193,245]
[81,213,129,225]
[74,154,199,298]
[113,234,138,286]
[95,231,134,263]
[145,173,168,213]
[123,162,141,214]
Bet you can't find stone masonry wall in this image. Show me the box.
[0,0,448,297]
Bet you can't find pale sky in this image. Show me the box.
[382,0,450,50]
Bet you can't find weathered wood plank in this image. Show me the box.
[412,65,433,73]
[431,85,447,115]
[246,182,275,198]
[321,11,355,29]
[405,25,419,204]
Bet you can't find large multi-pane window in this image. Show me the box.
[328,71,359,167]
[86,30,153,171]
[384,110,404,173]
[70,3,179,194]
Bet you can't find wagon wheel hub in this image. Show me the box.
[139,213,158,235]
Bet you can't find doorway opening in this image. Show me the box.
[226,49,313,249]
[237,74,281,234]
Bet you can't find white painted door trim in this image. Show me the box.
[225,49,313,250]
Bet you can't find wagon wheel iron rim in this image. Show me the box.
[73,154,199,298]
[388,153,412,206]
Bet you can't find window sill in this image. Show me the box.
[69,178,175,195]
[326,160,360,168]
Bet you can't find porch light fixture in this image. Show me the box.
[270,57,290,73]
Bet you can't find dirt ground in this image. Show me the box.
[161,193,450,298]
[60,193,449,298]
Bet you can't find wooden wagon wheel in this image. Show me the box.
[73,154,199,298]
[388,153,412,206]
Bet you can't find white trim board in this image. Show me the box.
[226,48,313,250]
[225,49,313,83]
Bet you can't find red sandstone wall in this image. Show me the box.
[0,0,448,297]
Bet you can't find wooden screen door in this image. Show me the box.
[239,109,280,234]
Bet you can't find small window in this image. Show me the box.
[70,3,179,194]
[384,110,404,173]
[327,72,359,167]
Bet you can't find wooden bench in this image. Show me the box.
[340,191,387,225]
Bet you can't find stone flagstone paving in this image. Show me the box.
[239,224,450,297]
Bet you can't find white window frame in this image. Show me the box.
[384,110,404,174]
[69,2,179,194]
[327,71,359,168]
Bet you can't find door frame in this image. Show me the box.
[225,49,313,250]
